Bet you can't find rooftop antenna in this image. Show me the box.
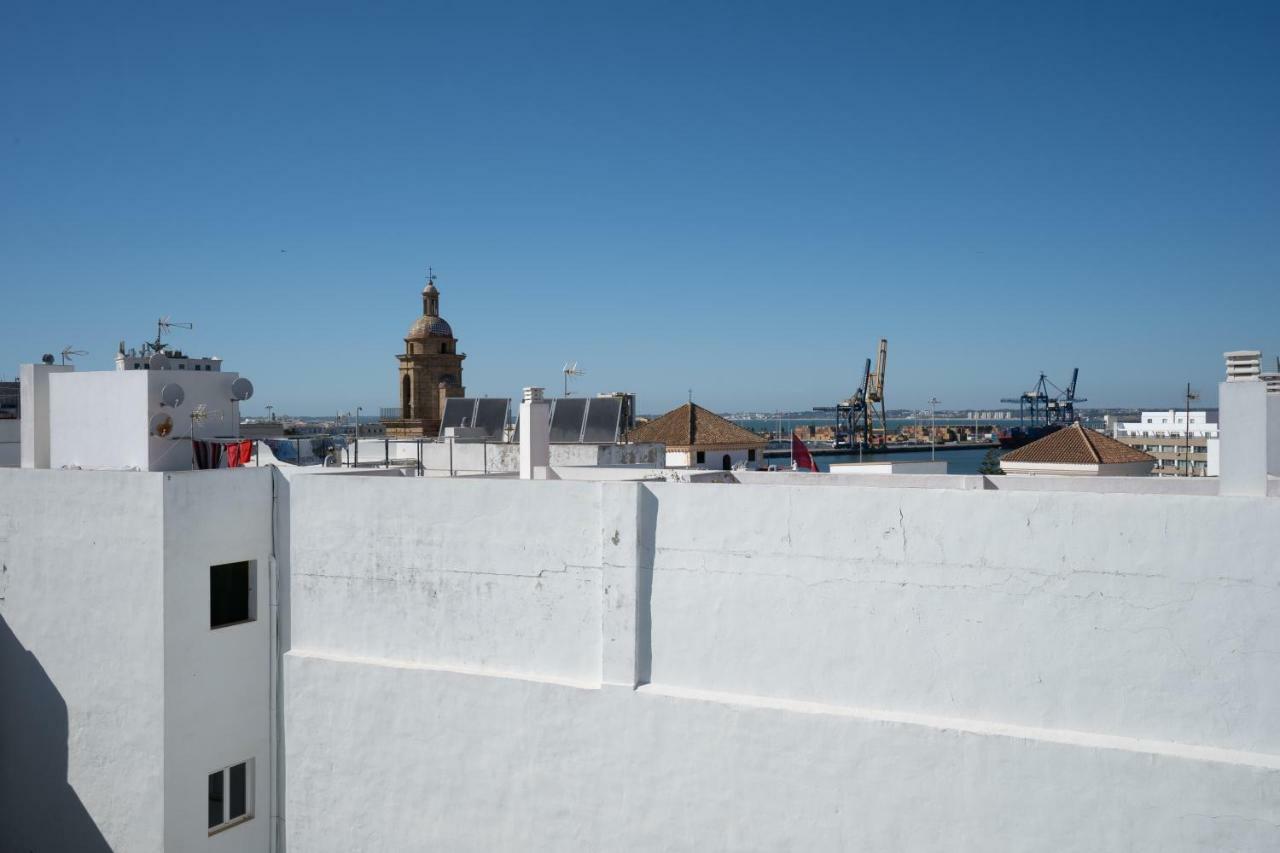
[562,361,585,396]
[149,316,193,354]
[59,346,87,365]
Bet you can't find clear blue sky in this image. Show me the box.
[3,1,1277,415]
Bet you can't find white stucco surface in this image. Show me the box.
[162,469,275,852]
[49,369,245,471]
[19,362,73,468]
[284,475,1280,852]
[285,654,1280,853]
[0,468,277,852]
[0,469,167,852]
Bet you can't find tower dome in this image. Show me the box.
[408,272,450,338]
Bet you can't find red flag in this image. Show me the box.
[791,431,818,472]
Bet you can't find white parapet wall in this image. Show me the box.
[0,468,277,853]
[283,476,1280,852]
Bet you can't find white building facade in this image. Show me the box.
[1110,410,1220,476]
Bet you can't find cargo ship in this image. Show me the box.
[998,423,1064,450]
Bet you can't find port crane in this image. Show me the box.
[1000,369,1085,427]
[815,338,888,448]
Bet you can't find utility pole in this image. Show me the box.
[928,397,940,461]
[1184,382,1198,477]
[355,406,362,468]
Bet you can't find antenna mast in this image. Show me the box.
[59,346,88,365]
[149,316,194,354]
[562,362,585,396]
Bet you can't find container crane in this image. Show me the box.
[1000,369,1086,428]
[815,338,888,448]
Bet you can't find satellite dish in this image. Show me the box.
[230,377,254,401]
[149,413,174,437]
[41,353,55,365]
[149,352,170,371]
[159,383,185,408]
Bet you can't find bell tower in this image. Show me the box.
[384,270,466,437]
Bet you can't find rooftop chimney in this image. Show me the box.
[1218,350,1271,495]
[519,386,550,480]
[1224,350,1261,382]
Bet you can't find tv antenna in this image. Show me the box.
[148,316,193,354]
[562,362,585,396]
[60,346,87,365]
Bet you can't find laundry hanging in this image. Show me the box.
[225,440,253,468]
[192,440,225,470]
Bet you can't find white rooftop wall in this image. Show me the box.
[0,469,167,852]
[284,476,1280,852]
[48,369,244,471]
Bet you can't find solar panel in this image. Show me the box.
[472,398,510,440]
[582,397,623,443]
[549,397,588,443]
[439,398,474,432]
[439,398,512,440]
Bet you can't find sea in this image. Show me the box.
[737,415,1105,475]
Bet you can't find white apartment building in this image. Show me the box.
[1109,410,1220,476]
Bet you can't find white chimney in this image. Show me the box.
[519,386,550,480]
[1224,350,1261,382]
[1218,350,1269,495]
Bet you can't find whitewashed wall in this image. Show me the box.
[0,468,276,853]
[0,469,167,852]
[284,476,1280,852]
[162,468,275,852]
[48,370,244,472]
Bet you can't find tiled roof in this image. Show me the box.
[626,403,766,449]
[1002,423,1154,465]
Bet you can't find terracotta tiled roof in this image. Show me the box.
[626,403,766,449]
[1002,423,1154,465]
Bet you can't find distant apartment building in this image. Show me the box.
[1108,410,1219,477]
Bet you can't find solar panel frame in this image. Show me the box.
[439,398,475,434]
[548,397,588,443]
[581,397,623,443]
[472,398,510,440]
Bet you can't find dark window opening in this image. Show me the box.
[748,449,756,462]
[207,769,223,829]
[722,454,732,470]
[209,760,252,833]
[210,561,255,629]
[696,451,705,464]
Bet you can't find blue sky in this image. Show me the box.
[2,1,1277,415]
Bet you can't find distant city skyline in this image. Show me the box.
[3,2,1277,414]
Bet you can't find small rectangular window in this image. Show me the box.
[696,451,705,463]
[748,449,756,461]
[210,561,255,629]
[208,760,253,833]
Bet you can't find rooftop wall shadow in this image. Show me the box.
[0,614,112,852]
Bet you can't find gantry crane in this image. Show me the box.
[815,338,888,448]
[1001,369,1085,427]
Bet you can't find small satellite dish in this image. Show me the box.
[230,377,254,401]
[149,413,174,437]
[41,353,55,365]
[159,383,185,408]
[149,352,170,371]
